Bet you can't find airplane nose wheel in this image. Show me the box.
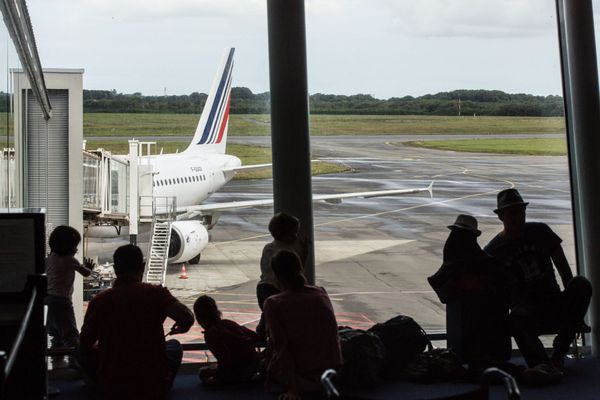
[189,253,201,265]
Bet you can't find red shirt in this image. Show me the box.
[204,319,258,381]
[80,279,177,398]
[264,285,342,386]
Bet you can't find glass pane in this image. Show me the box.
[304,0,570,334]
[0,21,21,208]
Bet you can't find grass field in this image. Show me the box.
[83,113,566,137]
[86,141,350,179]
[405,138,567,156]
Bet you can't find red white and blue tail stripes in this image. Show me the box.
[184,48,234,154]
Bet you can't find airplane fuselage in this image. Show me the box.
[141,152,242,208]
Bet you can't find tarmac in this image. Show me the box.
[86,134,575,348]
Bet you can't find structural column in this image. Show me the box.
[556,0,600,356]
[267,0,315,283]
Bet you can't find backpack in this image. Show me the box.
[338,327,386,389]
[400,348,467,383]
[367,315,431,374]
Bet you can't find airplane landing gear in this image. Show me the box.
[189,253,201,265]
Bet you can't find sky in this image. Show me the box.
[11,0,600,99]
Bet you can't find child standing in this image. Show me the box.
[46,225,94,368]
[194,295,259,385]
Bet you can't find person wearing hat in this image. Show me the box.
[428,214,511,376]
[484,188,592,386]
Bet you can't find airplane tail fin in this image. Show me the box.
[184,48,234,154]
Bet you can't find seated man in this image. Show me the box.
[79,245,194,399]
[484,188,592,386]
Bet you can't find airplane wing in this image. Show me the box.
[175,181,433,218]
[222,163,272,173]
[222,159,321,174]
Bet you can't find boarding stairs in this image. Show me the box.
[145,221,172,285]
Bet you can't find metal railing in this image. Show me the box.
[139,195,177,221]
[3,286,37,379]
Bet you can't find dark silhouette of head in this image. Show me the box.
[272,250,306,291]
[113,244,145,281]
[269,212,299,244]
[494,188,528,234]
[49,225,81,256]
[193,295,222,328]
[443,224,481,262]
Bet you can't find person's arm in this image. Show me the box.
[79,300,99,356]
[165,300,194,334]
[204,330,234,369]
[264,299,297,394]
[74,257,94,277]
[241,324,260,342]
[551,245,574,288]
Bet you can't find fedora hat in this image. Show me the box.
[494,188,529,214]
[447,214,481,236]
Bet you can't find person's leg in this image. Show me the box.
[46,296,62,348]
[509,307,548,368]
[57,298,81,368]
[165,339,183,390]
[255,283,281,340]
[46,296,67,368]
[198,364,219,385]
[552,276,593,361]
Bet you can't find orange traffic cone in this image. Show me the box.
[179,263,188,279]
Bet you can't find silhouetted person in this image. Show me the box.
[428,215,510,376]
[45,225,94,368]
[194,295,259,386]
[264,250,342,399]
[256,213,306,339]
[484,188,592,386]
[79,244,194,399]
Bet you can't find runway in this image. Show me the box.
[86,134,574,341]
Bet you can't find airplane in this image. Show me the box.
[88,47,433,265]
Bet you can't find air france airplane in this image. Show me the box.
[121,48,432,264]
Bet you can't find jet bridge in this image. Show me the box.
[82,140,177,287]
[83,140,173,223]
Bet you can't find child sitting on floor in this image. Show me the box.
[194,295,259,386]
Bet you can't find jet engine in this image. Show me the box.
[167,221,209,264]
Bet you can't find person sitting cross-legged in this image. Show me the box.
[264,250,342,400]
[79,244,194,399]
[194,295,259,386]
[484,188,592,386]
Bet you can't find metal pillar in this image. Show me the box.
[556,0,600,356]
[267,0,315,284]
[128,140,139,245]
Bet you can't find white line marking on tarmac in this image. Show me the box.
[240,318,261,326]
[217,169,515,243]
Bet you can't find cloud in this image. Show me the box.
[68,0,266,22]
[307,0,558,38]
[391,0,556,38]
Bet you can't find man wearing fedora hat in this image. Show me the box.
[485,188,592,386]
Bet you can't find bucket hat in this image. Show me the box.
[447,214,481,236]
[494,188,529,214]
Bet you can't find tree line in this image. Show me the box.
[0,88,565,116]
